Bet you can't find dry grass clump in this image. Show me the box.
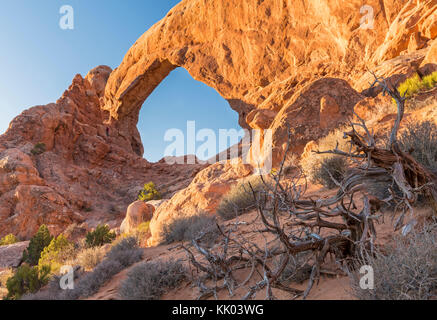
[216,175,267,220]
[398,120,437,174]
[119,259,186,300]
[351,223,437,300]
[161,212,218,246]
[0,269,14,299]
[73,246,108,271]
[300,127,351,189]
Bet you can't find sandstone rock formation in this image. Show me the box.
[120,201,155,234]
[0,67,204,239]
[149,159,253,245]
[103,0,436,167]
[0,241,29,269]
[0,0,436,243]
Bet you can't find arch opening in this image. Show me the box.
[137,67,243,163]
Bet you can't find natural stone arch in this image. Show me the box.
[102,0,434,161]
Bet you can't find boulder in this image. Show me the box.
[0,241,29,269]
[120,201,155,234]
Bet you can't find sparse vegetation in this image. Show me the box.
[30,142,46,156]
[351,223,437,300]
[85,224,116,248]
[0,234,18,246]
[161,212,218,246]
[398,120,437,174]
[138,182,162,202]
[38,235,75,275]
[216,176,266,220]
[300,126,351,188]
[397,72,437,101]
[5,264,50,300]
[74,246,108,271]
[119,259,186,300]
[311,156,349,189]
[22,225,53,266]
[27,237,144,300]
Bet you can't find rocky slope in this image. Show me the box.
[0,0,436,243]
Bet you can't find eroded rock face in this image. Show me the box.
[103,0,436,167]
[148,159,253,245]
[0,67,204,239]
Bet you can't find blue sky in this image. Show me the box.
[0,1,241,162]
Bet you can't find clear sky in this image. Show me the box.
[0,1,241,162]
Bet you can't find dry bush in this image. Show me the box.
[398,120,437,174]
[311,156,349,189]
[351,223,437,300]
[216,176,266,220]
[300,126,351,187]
[119,259,186,300]
[0,269,13,299]
[161,212,218,246]
[74,246,108,271]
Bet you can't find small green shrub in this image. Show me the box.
[311,156,348,189]
[217,176,266,220]
[398,120,437,174]
[30,142,46,156]
[22,225,53,266]
[38,235,74,275]
[0,234,18,246]
[398,72,437,100]
[5,264,50,300]
[85,224,116,248]
[161,212,218,245]
[138,182,162,202]
[119,259,186,300]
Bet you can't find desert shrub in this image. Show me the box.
[105,237,143,268]
[300,127,351,188]
[217,176,267,220]
[30,142,46,156]
[138,182,162,202]
[22,225,53,266]
[398,121,437,174]
[119,259,186,300]
[398,72,437,100]
[74,246,108,271]
[38,235,75,274]
[5,264,50,300]
[351,223,437,300]
[85,224,116,248]
[0,234,18,246]
[59,237,143,300]
[161,212,218,245]
[121,222,151,247]
[311,156,348,189]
